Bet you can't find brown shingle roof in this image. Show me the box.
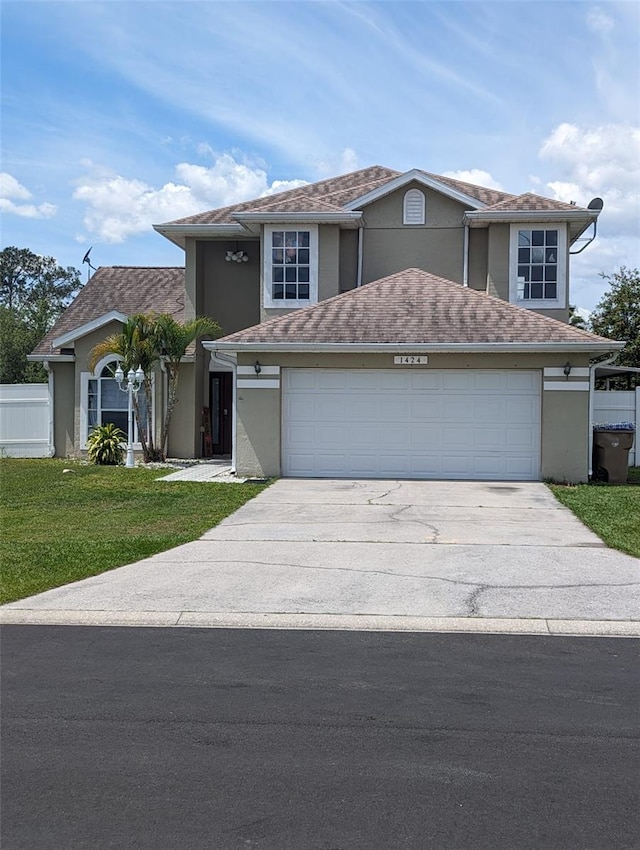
[217,269,615,348]
[32,267,185,356]
[166,166,401,225]
[482,192,581,212]
[160,165,521,227]
[417,171,514,207]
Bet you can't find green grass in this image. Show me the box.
[0,459,270,604]
[549,467,640,558]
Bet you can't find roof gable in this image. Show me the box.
[32,266,185,357]
[213,269,620,352]
[343,169,498,211]
[52,310,128,348]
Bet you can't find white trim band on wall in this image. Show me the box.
[543,367,590,377]
[543,382,590,391]
[237,379,280,390]
[237,365,281,376]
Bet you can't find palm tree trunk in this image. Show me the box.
[160,366,179,459]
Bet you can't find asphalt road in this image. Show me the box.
[1,627,639,850]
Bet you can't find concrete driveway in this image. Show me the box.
[3,479,639,635]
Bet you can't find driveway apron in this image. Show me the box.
[3,479,639,632]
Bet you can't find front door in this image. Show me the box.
[210,372,232,456]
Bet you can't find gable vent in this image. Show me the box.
[403,189,426,225]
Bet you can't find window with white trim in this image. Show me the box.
[80,357,151,447]
[509,224,566,308]
[263,225,318,308]
[403,189,425,225]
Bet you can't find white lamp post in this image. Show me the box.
[114,364,145,468]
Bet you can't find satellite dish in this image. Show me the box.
[82,248,93,265]
[570,198,603,255]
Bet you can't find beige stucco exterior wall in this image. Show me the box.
[51,361,75,457]
[184,238,197,322]
[318,225,340,301]
[233,352,593,482]
[468,229,488,292]
[486,223,510,299]
[167,361,198,459]
[361,183,466,284]
[339,229,359,291]
[198,240,260,335]
[541,387,590,482]
[236,382,282,478]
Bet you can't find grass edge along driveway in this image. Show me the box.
[548,467,640,559]
[0,459,269,605]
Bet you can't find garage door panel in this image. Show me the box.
[473,372,505,391]
[506,398,539,423]
[443,372,472,391]
[505,456,538,476]
[282,369,540,480]
[507,371,538,391]
[505,427,538,449]
[410,424,441,445]
[409,372,442,390]
[409,398,440,420]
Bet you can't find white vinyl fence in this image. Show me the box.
[0,384,52,458]
[593,387,639,466]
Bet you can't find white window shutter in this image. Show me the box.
[403,189,425,225]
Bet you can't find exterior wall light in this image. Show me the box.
[254,361,262,375]
[225,250,249,263]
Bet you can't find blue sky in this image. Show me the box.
[1,0,639,312]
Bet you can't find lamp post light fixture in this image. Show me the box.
[114,364,145,468]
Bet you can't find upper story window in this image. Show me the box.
[263,225,318,308]
[403,189,425,225]
[509,224,566,309]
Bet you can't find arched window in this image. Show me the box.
[81,356,149,446]
[403,189,426,225]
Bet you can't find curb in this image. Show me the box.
[1,610,639,636]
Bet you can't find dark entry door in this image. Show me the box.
[210,372,232,456]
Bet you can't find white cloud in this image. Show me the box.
[316,148,360,179]
[0,172,57,218]
[73,153,308,243]
[540,123,640,234]
[442,169,504,190]
[539,122,640,309]
[1,172,32,200]
[586,6,614,36]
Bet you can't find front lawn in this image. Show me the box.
[0,459,269,604]
[549,467,640,558]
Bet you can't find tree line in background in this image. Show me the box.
[0,246,82,383]
[588,267,640,389]
[1,245,638,389]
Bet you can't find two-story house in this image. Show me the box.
[31,165,622,481]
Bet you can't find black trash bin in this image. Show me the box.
[592,426,635,484]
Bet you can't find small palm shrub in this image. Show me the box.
[87,423,126,465]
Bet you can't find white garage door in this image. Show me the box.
[282,369,541,480]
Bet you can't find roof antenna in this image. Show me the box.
[82,247,97,282]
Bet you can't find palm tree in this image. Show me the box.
[89,313,222,462]
[154,314,222,458]
[89,314,161,461]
